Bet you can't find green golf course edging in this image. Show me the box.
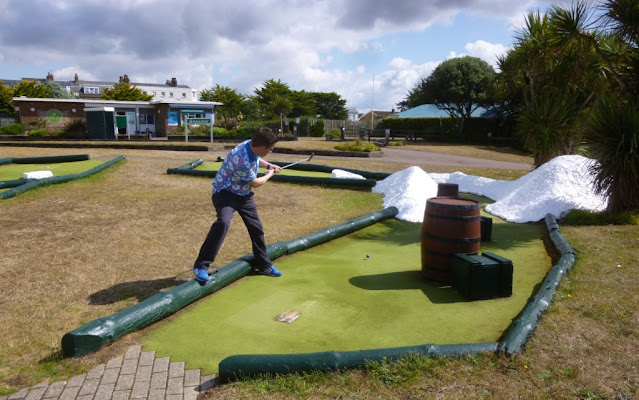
[218,342,500,382]
[499,213,576,355]
[61,206,400,357]
[216,213,576,381]
[167,158,386,189]
[11,154,90,164]
[0,155,125,200]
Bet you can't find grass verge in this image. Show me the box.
[1,143,636,399]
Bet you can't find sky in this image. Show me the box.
[0,0,553,114]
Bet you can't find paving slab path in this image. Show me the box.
[0,346,215,400]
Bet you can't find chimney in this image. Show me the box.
[46,72,54,81]
[123,74,130,83]
[74,73,79,83]
[119,75,124,82]
[171,77,177,87]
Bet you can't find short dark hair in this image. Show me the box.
[252,128,278,147]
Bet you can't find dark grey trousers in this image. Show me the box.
[193,190,272,271]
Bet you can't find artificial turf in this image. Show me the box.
[140,198,549,374]
[195,162,334,178]
[0,160,105,181]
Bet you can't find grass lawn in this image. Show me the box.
[0,142,636,400]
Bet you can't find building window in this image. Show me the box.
[182,93,186,98]
[161,92,166,97]
[170,92,174,98]
[84,86,99,94]
[138,112,155,124]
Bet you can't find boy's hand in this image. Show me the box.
[268,164,282,173]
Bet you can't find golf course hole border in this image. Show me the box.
[0,154,125,200]
[167,158,387,189]
[61,201,575,382]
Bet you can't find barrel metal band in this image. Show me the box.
[422,233,481,244]
[426,202,479,211]
[424,213,481,222]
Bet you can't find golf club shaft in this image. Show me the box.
[280,153,314,169]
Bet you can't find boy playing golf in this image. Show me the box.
[193,128,283,282]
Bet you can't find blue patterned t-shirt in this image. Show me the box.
[212,140,259,196]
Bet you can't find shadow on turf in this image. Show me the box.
[88,277,188,305]
[349,270,463,304]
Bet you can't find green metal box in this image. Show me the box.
[480,216,493,242]
[451,251,512,300]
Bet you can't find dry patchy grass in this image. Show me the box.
[2,143,636,400]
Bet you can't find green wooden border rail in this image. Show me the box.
[166,158,387,189]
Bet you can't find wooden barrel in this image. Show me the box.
[436,183,459,198]
[421,197,481,282]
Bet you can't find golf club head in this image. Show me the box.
[308,153,314,162]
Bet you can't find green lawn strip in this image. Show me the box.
[140,200,547,374]
[194,162,334,178]
[0,160,105,181]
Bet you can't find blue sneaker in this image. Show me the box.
[193,267,210,282]
[257,265,282,277]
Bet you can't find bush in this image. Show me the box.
[334,139,380,152]
[27,129,47,137]
[0,123,23,135]
[309,119,324,137]
[325,128,341,140]
[60,118,87,139]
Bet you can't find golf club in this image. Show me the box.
[280,153,314,169]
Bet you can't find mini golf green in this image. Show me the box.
[140,196,549,374]
[0,160,105,181]
[195,161,334,178]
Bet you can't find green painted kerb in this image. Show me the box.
[167,159,383,189]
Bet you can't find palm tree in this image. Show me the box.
[269,94,292,136]
[498,10,600,167]
[547,0,639,212]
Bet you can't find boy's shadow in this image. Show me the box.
[88,277,188,305]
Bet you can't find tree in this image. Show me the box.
[498,9,602,167]
[268,94,292,135]
[398,56,496,134]
[311,92,348,119]
[101,82,153,101]
[12,80,51,98]
[45,81,76,99]
[200,84,246,130]
[547,0,639,213]
[253,79,292,120]
[0,79,52,114]
[289,90,315,118]
[0,81,14,114]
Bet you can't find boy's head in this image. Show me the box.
[252,128,278,148]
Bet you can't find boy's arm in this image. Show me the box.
[249,168,275,188]
[259,159,282,173]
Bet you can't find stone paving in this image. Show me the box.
[0,345,215,400]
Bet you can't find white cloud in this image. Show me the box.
[0,0,554,113]
[465,40,511,69]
